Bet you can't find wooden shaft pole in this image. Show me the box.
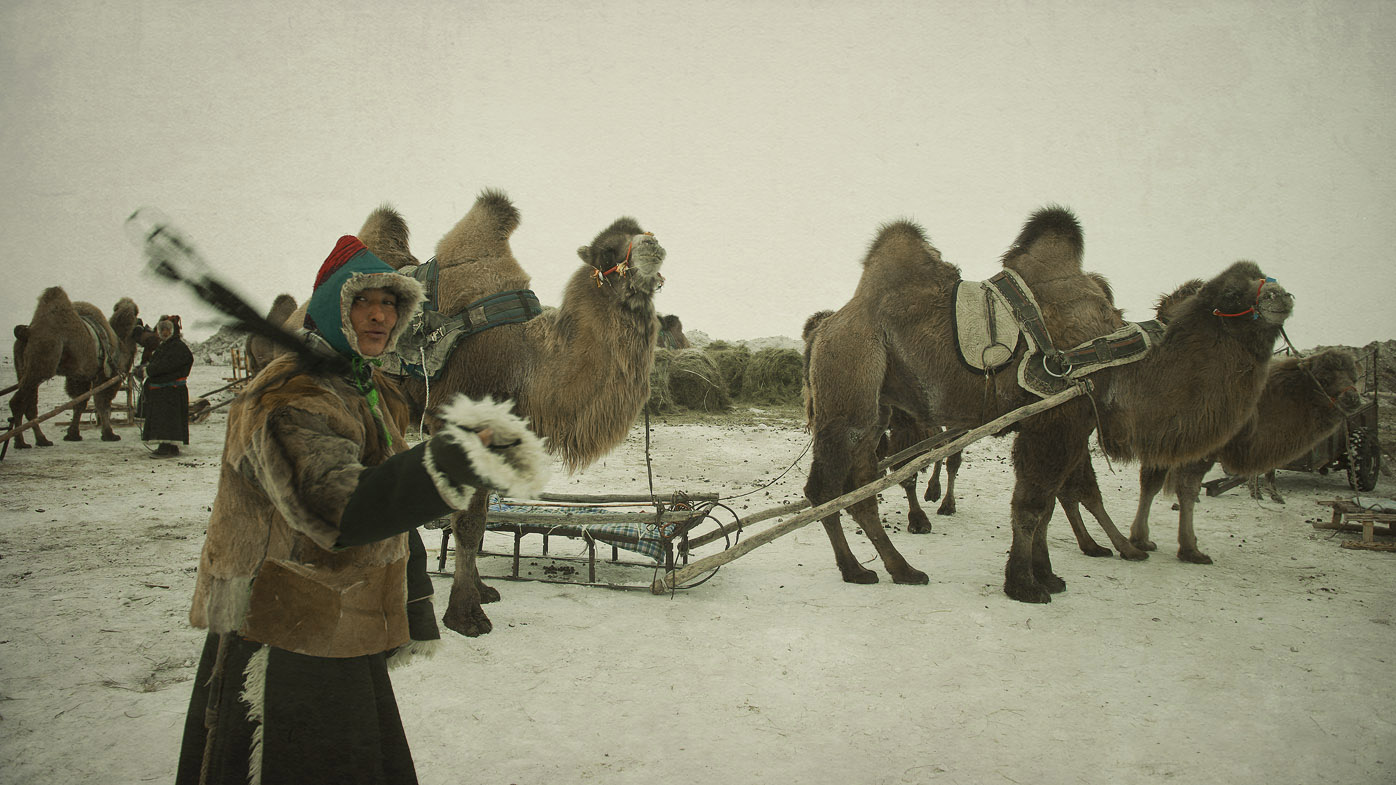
[0,383,18,398]
[651,384,1087,593]
[0,374,124,444]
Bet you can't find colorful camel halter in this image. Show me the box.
[1213,277,1277,319]
[379,257,543,381]
[952,269,1165,399]
[592,233,654,287]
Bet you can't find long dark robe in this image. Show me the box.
[141,336,193,443]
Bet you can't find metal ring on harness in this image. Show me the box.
[1042,353,1073,379]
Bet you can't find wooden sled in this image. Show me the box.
[1313,499,1396,552]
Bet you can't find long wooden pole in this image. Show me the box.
[0,374,124,445]
[0,383,18,398]
[651,384,1087,593]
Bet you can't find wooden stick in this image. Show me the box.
[0,374,124,444]
[876,427,968,472]
[651,384,1087,593]
[0,383,18,398]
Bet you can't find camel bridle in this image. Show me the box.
[1212,276,1280,320]
[591,232,656,288]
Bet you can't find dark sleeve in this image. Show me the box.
[146,340,194,383]
[334,440,485,548]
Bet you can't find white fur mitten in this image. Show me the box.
[422,395,550,508]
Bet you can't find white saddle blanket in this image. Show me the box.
[953,279,1022,373]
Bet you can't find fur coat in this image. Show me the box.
[189,352,418,657]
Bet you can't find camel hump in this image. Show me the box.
[14,324,28,339]
[865,219,931,263]
[266,293,299,322]
[1154,278,1204,321]
[802,309,836,343]
[358,204,418,270]
[435,188,521,263]
[1001,205,1084,274]
[37,286,72,308]
[1304,347,1357,378]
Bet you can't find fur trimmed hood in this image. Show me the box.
[305,236,425,358]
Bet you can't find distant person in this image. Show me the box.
[141,315,193,457]
[174,235,548,785]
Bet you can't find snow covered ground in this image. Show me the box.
[2,360,1395,785]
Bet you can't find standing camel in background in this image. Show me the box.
[805,206,1292,602]
[8,289,140,447]
[356,191,667,636]
[1117,348,1362,558]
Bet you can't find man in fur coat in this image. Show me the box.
[140,315,193,456]
[175,235,550,785]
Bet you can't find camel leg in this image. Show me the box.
[1004,431,1072,603]
[1060,498,1111,557]
[9,386,42,448]
[936,451,960,516]
[442,492,495,637]
[924,461,942,503]
[1172,463,1213,564]
[1129,466,1167,552]
[806,430,879,584]
[845,447,927,585]
[94,380,120,442]
[1062,458,1148,560]
[902,474,931,534]
[1263,470,1284,504]
[63,377,89,441]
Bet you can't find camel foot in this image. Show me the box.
[936,500,956,516]
[477,583,501,604]
[1118,544,1150,561]
[1039,573,1067,593]
[101,431,121,442]
[63,433,82,442]
[1080,543,1114,558]
[1130,537,1157,552]
[891,568,929,585]
[15,441,32,449]
[1178,549,1213,565]
[1270,494,1286,505]
[442,603,493,637]
[908,511,932,534]
[841,567,880,585]
[1004,579,1052,604]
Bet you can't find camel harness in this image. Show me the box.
[954,269,1165,399]
[380,257,543,380]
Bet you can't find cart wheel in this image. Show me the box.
[1346,426,1380,493]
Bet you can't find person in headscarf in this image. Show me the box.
[174,235,550,785]
[140,315,193,456]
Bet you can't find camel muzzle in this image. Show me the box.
[1255,279,1293,324]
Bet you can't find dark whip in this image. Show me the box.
[124,208,350,377]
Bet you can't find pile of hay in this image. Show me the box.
[703,341,751,400]
[646,348,729,413]
[740,347,804,405]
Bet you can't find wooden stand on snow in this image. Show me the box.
[226,348,249,383]
[1313,499,1396,552]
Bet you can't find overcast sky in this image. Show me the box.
[3,0,1393,348]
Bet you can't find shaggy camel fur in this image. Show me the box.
[1118,349,1362,559]
[658,314,691,349]
[801,309,958,534]
[356,192,666,636]
[8,289,140,447]
[805,206,1292,602]
[244,294,298,377]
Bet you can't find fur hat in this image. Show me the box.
[304,235,425,357]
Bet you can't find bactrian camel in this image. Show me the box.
[356,191,666,636]
[804,206,1292,603]
[9,289,140,447]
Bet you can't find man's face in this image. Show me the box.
[349,288,398,357]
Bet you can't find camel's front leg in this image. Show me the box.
[1004,432,1074,602]
[1063,459,1147,560]
[1172,463,1213,564]
[1129,466,1167,551]
[901,473,931,534]
[806,434,878,584]
[1061,498,1112,557]
[442,491,495,637]
[846,458,928,585]
[64,393,88,441]
[95,383,120,442]
[936,451,960,516]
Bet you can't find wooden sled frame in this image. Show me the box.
[431,492,738,590]
[1313,499,1396,552]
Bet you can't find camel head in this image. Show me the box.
[109,298,141,366]
[1200,261,1294,326]
[131,319,161,365]
[577,217,666,306]
[1301,348,1364,413]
